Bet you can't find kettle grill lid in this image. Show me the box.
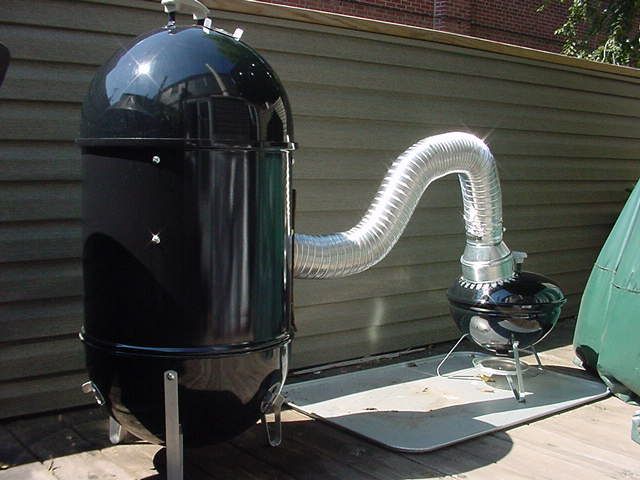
[447,271,566,309]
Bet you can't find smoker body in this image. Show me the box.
[79,25,294,445]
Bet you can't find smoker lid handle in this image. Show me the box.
[0,43,9,89]
[161,0,210,21]
[512,251,527,273]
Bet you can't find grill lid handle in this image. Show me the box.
[161,0,210,22]
[512,251,527,273]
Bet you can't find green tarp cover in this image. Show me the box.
[574,180,640,404]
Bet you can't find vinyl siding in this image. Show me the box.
[0,0,638,417]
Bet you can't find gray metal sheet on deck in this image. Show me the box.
[283,352,609,452]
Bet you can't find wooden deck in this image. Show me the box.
[1,323,639,480]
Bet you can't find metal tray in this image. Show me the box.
[283,352,609,452]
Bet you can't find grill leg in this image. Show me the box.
[530,345,544,371]
[109,417,124,445]
[436,333,469,377]
[164,370,183,480]
[513,340,526,403]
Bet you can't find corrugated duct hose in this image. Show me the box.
[293,132,516,284]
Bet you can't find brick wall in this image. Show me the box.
[467,0,568,52]
[260,0,434,28]
[259,0,568,53]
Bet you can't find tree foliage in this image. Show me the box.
[540,0,640,67]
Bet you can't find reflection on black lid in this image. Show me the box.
[80,26,293,147]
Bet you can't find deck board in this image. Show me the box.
[250,410,444,480]
[0,424,36,469]
[5,415,93,460]
[249,412,469,480]
[1,337,639,480]
[232,419,378,480]
[0,462,56,480]
[508,421,640,479]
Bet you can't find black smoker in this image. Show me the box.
[79,18,294,446]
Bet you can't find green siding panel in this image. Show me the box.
[0,0,638,418]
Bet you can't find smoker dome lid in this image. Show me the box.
[447,271,566,308]
[79,26,294,149]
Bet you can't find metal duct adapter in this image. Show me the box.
[293,132,514,283]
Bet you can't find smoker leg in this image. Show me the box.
[261,345,289,447]
[436,333,469,377]
[632,411,640,445]
[109,417,125,445]
[261,393,284,447]
[81,381,105,406]
[81,382,125,444]
[164,370,183,480]
[512,340,526,403]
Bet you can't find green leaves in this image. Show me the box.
[541,0,640,67]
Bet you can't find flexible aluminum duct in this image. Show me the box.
[293,132,515,283]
